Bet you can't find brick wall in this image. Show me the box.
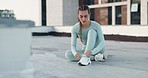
[94,7,108,25]
[78,0,128,25]
[121,5,127,25]
[102,0,108,4]
[94,0,99,4]
[94,8,100,23]
[100,7,108,25]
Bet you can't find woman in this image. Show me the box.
[65,5,105,66]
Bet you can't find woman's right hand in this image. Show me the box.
[75,53,81,60]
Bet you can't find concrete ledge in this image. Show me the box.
[32,26,55,33]
[32,32,148,42]
[32,26,148,42]
[102,25,148,37]
[105,34,148,42]
[32,32,71,37]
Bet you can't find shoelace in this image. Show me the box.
[78,54,91,66]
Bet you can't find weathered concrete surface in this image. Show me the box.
[31,36,148,78]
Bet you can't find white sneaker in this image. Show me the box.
[78,54,91,66]
[94,53,105,62]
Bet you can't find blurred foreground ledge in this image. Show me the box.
[0,19,34,78]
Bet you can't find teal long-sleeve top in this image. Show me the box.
[71,21,105,56]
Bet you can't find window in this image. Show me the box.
[90,9,94,20]
[108,7,112,25]
[131,3,140,24]
[83,0,95,20]
[131,0,141,25]
[108,0,114,3]
[115,6,121,25]
[108,0,122,3]
[83,0,98,5]
[41,0,47,26]
[84,0,94,5]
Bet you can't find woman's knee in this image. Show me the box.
[65,50,78,61]
[87,29,97,42]
[88,29,97,39]
[88,29,97,35]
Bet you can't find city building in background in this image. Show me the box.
[28,0,147,40]
[36,0,148,42]
[41,0,147,26]
[79,0,147,26]
[0,0,147,26]
[0,0,148,40]
[0,9,15,19]
[44,0,78,26]
[0,0,40,26]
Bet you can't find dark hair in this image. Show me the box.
[78,5,90,42]
[78,5,90,14]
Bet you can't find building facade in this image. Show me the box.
[1,0,147,26]
[79,0,147,26]
[44,0,78,26]
[41,0,147,26]
[0,9,15,19]
[40,0,148,40]
[0,0,40,26]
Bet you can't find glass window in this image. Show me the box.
[84,0,94,5]
[82,0,99,5]
[131,0,140,25]
[108,0,125,3]
[41,0,47,26]
[108,7,112,25]
[115,0,121,2]
[108,0,114,3]
[90,8,95,20]
[115,6,121,25]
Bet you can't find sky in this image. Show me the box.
[0,0,40,26]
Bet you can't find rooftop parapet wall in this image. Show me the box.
[32,25,148,42]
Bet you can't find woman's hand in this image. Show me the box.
[75,53,81,60]
[85,50,92,57]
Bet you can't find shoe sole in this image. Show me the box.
[78,62,90,66]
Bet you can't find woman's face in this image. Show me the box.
[78,10,90,25]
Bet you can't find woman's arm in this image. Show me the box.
[71,27,77,56]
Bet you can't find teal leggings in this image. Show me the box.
[65,29,105,61]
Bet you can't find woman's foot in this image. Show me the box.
[94,53,105,62]
[78,54,91,66]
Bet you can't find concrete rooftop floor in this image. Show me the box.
[31,36,148,78]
